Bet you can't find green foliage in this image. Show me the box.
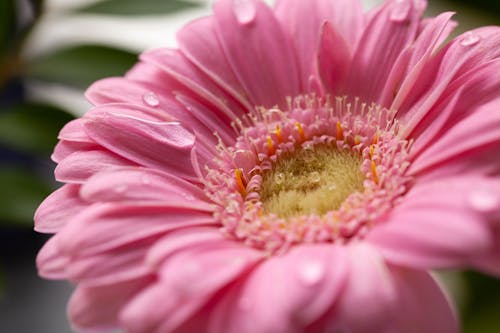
[0,0,16,53]
[25,45,137,88]
[0,103,74,155]
[0,166,52,226]
[463,272,500,333]
[76,0,199,16]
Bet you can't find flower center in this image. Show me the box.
[204,96,412,253]
[260,145,364,218]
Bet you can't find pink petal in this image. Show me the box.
[409,65,500,175]
[55,149,134,183]
[58,119,93,142]
[86,77,234,148]
[470,226,500,277]
[51,140,99,163]
[36,234,69,279]
[83,104,198,181]
[68,275,153,331]
[122,240,262,333]
[65,237,155,285]
[146,227,225,267]
[56,203,216,257]
[389,12,456,110]
[140,48,244,122]
[368,177,495,269]
[209,244,347,333]
[399,26,500,132]
[275,0,364,91]
[318,21,352,95]
[391,268,459,333]
[213,0,301,108]
[34,184,88,233]
[176,16,254,113]
[329,244,398,333]
[80,166,207,204]
[346,0,425,105]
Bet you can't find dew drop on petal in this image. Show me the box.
[232,0,256,25]
[390,0,411,23]
[141,176,151,185]
[142,92,160,107]
[275,172,285,185]
[468,188,498,212]
[310,171,321,183]
[115,185,128,193]
[297,259,325,286]
[460,32,480,47]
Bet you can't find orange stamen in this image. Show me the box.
[267,136,275,156]
[371,161,379,184]
[275,125,283,143]
[295,122,306,141]
[336,121,344,140]
[235,168,247,196]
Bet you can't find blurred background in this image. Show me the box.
[0,0,498,332]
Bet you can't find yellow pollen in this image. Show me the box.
[372,131,379,144]
[354,135,362,145]
[295,122,306,141]
[235,168,247,195]
[336,121,344,140]
[260,145,365,218]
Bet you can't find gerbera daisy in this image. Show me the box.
[35,0,500,332]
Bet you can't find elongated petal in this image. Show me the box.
[346,0,425,104]
[391,268,458,333]
[318,21,352,95]
[122,240,262,333]
[177,16,254,113]
[80,167,207,204]
[56,203,216,257]
[55,149,133,183]
[213,0,300,108]
[83,104,197,181]
[368,177,495,268]
[36,234,69,279]
[330,244,398,333]
[35,184,88,233]
[69,275,153,331]
[275,0,364,91]
[209,244,347,333]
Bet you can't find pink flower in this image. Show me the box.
[35,0,500,332]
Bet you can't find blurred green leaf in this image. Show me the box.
[77,0,199,16]
[26,45,137,88]
[0,0,16,53]
[463,271,500,333]
[0,103,74,155]
[0,166,51,226]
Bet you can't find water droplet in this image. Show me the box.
[468,188,498,212]
[390,0,411,23]
[141,176,151,185]
[232,0,256,25]
[142,92,160,107]
[327,184,337,191]
[275,172,285,185]
[460,32,480,47]
[115,185,128,193]
[297,259,325,286]
[310,171,321,183]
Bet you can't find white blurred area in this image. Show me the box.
[24,0,382,116]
